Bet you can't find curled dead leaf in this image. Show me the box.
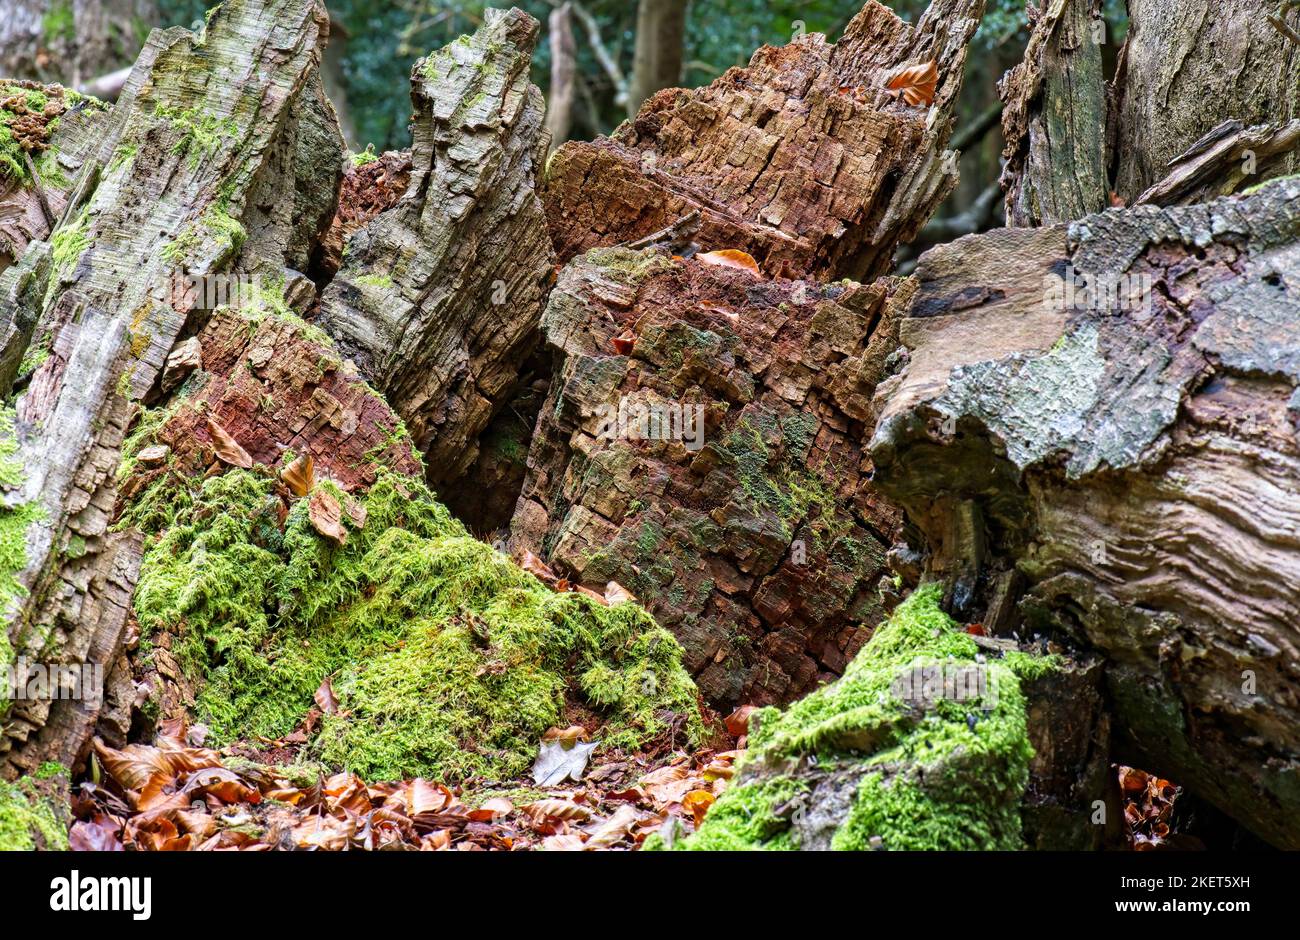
[682,789,716,827]
[611,329,636,355]
[884,60,938,108]
[314,675,339,715]
[205,416,253,469]
[281,453,315,497]
[696,249,761,277]
[725,704,758,737]
[604,581,635,606]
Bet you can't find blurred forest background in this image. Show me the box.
[2,0,1129,255]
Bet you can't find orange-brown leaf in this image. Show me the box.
[884,60,937,107]
[682,789,716,827]
[205,416,253,469]
[696,249,761,277]
[281,453,315,497]
[724,704,758,737]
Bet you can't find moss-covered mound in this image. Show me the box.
[0,767,69,851]
[127,465,702,782]
[662,585,1039,850]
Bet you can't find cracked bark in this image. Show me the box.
[542,0,987,282]
[510,249,907,708]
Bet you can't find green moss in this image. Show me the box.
[153,104,238,169]
[0,777,68,851]
[0,408,44,646]
[49,209,89,284]
[350,144,379,167]
[42,0,75,44]
[669,585,1038,851]
[354,273,393,290]
[126,462,702,783]
[108,142,137,173]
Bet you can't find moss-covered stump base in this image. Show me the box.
[0,764,69,850]
[661,585,1054,851]
[120,302,702,784]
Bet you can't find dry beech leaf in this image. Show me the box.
[205,416,253,469]
[725,704,758,737]
[543,725,589,745]
[884,60,938,108]
[696,249,761,277]
[520,550,557,584]
[682,789,716,827]
[468,797,514,822]
[539,833,586,851]
[309,488,347,545]
[583,804,639,850]
[281,453,315,497]
[314,676,339,715]
[611,329,636,355]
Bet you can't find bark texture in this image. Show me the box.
[510,248,905,708]
[869,178,1300,847]
[542,0,986,282]
[998,0,1107,226]
[0,0,333,777]
[1112,0,1300,203]
[316,8,555,486]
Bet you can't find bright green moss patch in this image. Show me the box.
[153,104,238,168]
[668,585,1038,851]
[0,777,68,851]
[127,462,702,782]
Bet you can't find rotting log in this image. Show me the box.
[0,0,333,778]
[509,247,906,708]
[541,0,986,282]
[869,177,1300,847]
[316,8,556,487]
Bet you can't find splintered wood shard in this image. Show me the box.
[316,8,556,486]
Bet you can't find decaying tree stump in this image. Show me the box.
[316,8,555,486]
[541,0,986,282]
[510,248,906,707]
[998,0,1107,225]
[869,178,1300,847]
[0,0,334,777]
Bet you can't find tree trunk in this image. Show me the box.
[999,0,1108,225]
[0,0,334,778]
[868,177,1300,848]
[509,248,906,708]
[316,8,555,487]
[0,0,157,88]
[545,2,576,154]
[628,0,689,118]
[1111,0,1300,203]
